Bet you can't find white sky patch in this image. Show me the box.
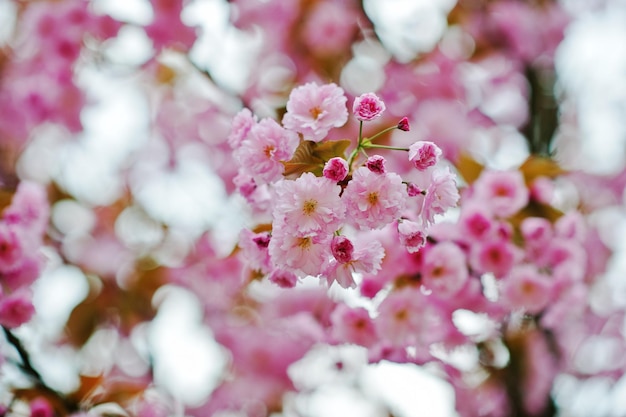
[149,286,227,406]
[364,0,455,62]
[556,5,626,174]
[361,361,456,417]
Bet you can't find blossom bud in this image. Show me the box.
[366,155,386,174]
[397,117,410,131]
[331,235,354,263]
[406,183,422,197]
[323,157,349,182]
[397,219,427,253]
[352,92,385,121]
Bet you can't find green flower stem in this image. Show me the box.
[362,143,409,151]
[347,122,408,171]
[364,125,399,142]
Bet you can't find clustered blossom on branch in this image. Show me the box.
[1,0,625,417]
[230,84,459,289]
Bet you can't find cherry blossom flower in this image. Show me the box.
[330,235,354,263]
[421,167,460,224]
[0,224,25,272]
[0,290,35,328]
[323,238,384,288]
[323,157,349,182]
[343,166,406,230]
[500,264,552,314]
[352,92,386,121]
[473,170,529,218]
[408,141,442,171]
[421,242,468,298]
[366,155,386,174]
[236,118,300,184]
[330,305,378,347]
[397,219,427,253]
[268,268,298,288]
[282,82,348,142]
[238,229,272,274]
[268,225,331,277]
[273,173,345,235]
[228,108,257,149]
[469,238,518,278]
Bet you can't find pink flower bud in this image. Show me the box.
[366,155,386,174]
[352,92,386,121]
[397,220,427,253]
[408,141,442,171]
[406,183,422,197]
[331,235,354,263]
[397,117,410,131]
[323,157,349,182]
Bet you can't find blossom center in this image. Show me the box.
[302,199,317,215]
[264,145,275,158]
[309,106,323,119]
[368,192,379,206]
[297,236,312,249]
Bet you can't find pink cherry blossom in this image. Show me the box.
[268,225,331,277]
[408,141,442,171]
[236,118,300,184]
[238,229,272,274]
[323,238,384,288]
[29,397,54,417]
[343,166,406,230]
[375,288,443,348]
[366,155,386,174]
[406,183,423,197]
[352,92,386,122]
[282,82,348,142]
[228,108,257,149]
[421,167,460,224]
[0,291,35,328]
[458,203,496,241]
[397,219,427,253]
[330,235,354,263]
[268,268,298,288]
[500,264,552,314]
[473,170,529,218]
[273,173,345,235]
[421,242,468,298]
[322,157,349,182]
[330,305,378,347]
[301,2,358,57]
[469,238,518,278]
[0,224,25,272]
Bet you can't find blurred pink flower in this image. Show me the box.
[473,170,529,218]
[421,242,468,298]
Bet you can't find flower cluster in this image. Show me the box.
[230,84,459,289]
[0,182,49,328]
